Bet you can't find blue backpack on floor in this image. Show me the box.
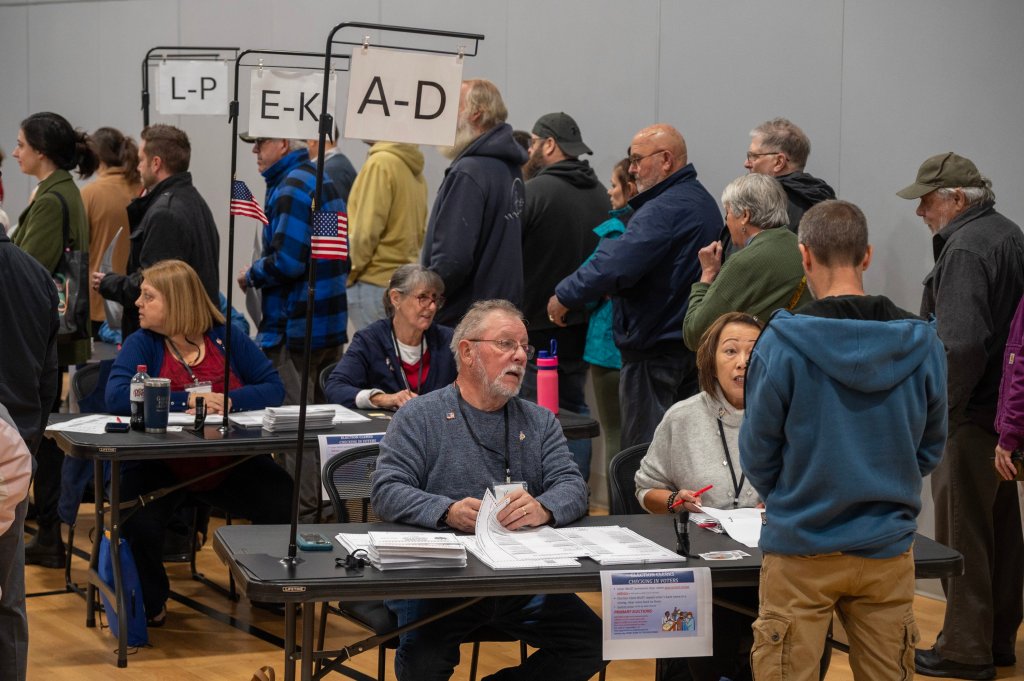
[97,532,149,647]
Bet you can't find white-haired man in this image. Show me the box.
[372,299,605,681]
[899,152,1024,680]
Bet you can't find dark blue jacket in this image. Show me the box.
[422,123,528,326]
[105,325,285,415]
[323,318,456,408]
[554,164,720,356]
[246,149,349,352]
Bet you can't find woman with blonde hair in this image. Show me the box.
[105,259,291,626]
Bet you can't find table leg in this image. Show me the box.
[110,464,129,668]
[301,602,315,681]
[86,458,102,628]
[284,602,297,681]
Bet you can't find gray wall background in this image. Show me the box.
[3,0,1023,593]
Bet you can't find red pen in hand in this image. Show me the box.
[670,484,714,510]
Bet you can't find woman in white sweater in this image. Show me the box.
[635,311,765,681]
[635,311,764,513]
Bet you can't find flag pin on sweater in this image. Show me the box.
[446,411,455,420]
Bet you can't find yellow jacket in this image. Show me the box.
[347,142,427,288]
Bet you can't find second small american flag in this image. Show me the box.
[311,210,348,260]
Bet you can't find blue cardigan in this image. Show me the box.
[105,325,285,415]
[324,318,456,408]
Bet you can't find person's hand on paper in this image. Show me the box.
[445,497,480,533]
[995,444,1018,481]
[370,389,418,410]
[189,392,232,415]
[497,488,552,530]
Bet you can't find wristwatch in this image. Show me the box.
[439,503,453,527]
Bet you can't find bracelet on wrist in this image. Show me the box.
[666,491,679,513]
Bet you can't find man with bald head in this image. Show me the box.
[548,124,721,447]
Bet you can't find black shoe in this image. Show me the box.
[993,651,1016,667]
[146,605,167,628]
[25,525,66,569]
[915,648,995,680]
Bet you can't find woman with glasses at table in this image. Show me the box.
[105,259,292,627]
[325,264,456,410]
[635,311,764,681]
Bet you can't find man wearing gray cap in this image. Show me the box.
[519,113,608,482]
[899,152,1024,680]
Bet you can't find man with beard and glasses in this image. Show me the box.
[372,299,605,681]
[421,79,528,326]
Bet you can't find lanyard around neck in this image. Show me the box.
[390,324,425,392]
[454,383,511,483]
[166,337,200,384]
[717,418,745,508]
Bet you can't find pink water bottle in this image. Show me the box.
[536,340,559,414]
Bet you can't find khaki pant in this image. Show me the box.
[751,550,918,681]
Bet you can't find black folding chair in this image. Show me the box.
[607,442,651,515]
[317,444,531,681]
[317,361,339,404]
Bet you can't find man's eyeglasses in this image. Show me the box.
[628,149,667,167]
[746,150,781,162]
[468,339,536,360]
[411,293,445,309]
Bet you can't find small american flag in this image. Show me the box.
[311,210,348,260]
[230,180,268,224]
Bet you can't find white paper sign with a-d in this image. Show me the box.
[344,46,464,146]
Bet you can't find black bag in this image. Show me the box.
[50,191,90,340]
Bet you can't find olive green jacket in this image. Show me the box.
[14,170,91,365]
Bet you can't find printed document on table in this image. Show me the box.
[470,489,585,568]
[556,526,684,565]
[46,414,118,434]
[458,535,580,570]
[699,506,763,548]
[601,568,713,660]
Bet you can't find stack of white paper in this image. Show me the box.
[556,526,684,565]
[700,506,763,548]
[366,531,467,570]
[261,405,337,432]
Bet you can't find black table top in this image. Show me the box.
[213,515,962,604]
[47,407,599,461]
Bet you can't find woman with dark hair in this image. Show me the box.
[12,111,98,364]
[12,111,98,568]
[634,310,764,681]
[324,264,456,409]
[105,259,291,626]
[83,127,142,336]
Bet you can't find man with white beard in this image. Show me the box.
[371,299,604,681]
[421,80,528,326]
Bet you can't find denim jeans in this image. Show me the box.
[347,281,387,332]
[522,357,592,482]
[619,352,698,449]
[385,594,606,681]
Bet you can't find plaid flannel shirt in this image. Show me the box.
[248,149,349,351]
